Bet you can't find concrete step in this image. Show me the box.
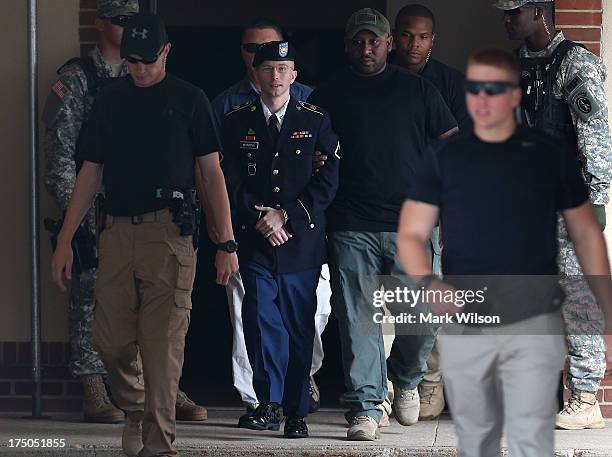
[1,409,610,456]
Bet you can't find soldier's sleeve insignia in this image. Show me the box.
[565,75,602,121]
[226,100,254,116]
[298,101,324,115]
[51,80,70,100]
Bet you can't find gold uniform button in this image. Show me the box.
[272,169,279,175]
[275,204,281,209]
[241,225,246,230]
[295,149,301,155]
[274,152,279,158]
[273,187,280,193]
[310,223,315,229]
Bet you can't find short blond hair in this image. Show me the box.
[467,48,521,85]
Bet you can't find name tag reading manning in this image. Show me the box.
[240,141,259,150]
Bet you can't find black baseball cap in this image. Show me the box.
[253,41,296,67]
[120,12,168,61]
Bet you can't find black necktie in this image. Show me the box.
[268,113,279,145]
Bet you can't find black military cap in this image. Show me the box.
[252,41,295,67]
[120,12,168,61]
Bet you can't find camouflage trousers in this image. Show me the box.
[558,218,606,393]
[69,267,106,377]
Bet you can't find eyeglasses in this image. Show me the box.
[241,43,263,54]
[125,52,162,65]
[258,64,294,74]
[109,15,133,27]
[465,80,517,96]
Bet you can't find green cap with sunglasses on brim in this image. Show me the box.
[120,12,168,61]
[253,41,296,67]
[345,8,391,39]
[97,0,139,18]
[493,0,553,10]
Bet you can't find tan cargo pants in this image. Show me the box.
[93,208,196,457]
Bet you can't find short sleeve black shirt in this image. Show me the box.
[407,126,589,276]
[308,65,457,232]
[82,74,220,216]
[420,58,472,132]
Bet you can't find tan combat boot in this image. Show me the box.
[393,386,420,426]
[418,381,445,420]
[81,375,124,423]
[347,416,380,441]
[122,410,143,457]
[556,390,605,430]
[176,389,208,421]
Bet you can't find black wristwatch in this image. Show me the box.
[217,240,238,253]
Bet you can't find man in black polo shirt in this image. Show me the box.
[398,48,612,457]
[308,7,457,440]
[51,13,238,457]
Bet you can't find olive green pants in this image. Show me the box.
[93,209,195,457]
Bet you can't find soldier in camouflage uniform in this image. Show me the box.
[43,0,206,423]
[495,0,611,429]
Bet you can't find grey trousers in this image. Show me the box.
[438,312,566,457]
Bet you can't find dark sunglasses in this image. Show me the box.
[465,80,517,96]
[125,52,162,65]
[109,15,132,26]
[241,42,263,53]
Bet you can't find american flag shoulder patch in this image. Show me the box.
[52,80,70,100]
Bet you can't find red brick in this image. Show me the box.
[2,342,17,366]
[561,27,601,42]
[14,382,31,395]
[599,375,612,386]
[0,382,11,395]
[600,404,612,418]
[17,342,31,365]
[79,26,99,43]
[0,366,31,378]
[42,397,81,412]
[556,0,602,9]
[0,396,31,412]
[80,0,97,9]
[42,382,64,396]
[48,342,65,366]
[81,44,96,57]
[585,43,601,56]
[556,11,602,27]
[603,387,612,403]
[80,11,97,26]
[65,381,83,396]
[42,366,71,379]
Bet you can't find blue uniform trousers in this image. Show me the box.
[241,260,321,418]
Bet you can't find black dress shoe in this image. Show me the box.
[239,403,281,431]
[237,407,257,428]
[284,416,308,438]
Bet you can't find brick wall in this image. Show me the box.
[556,0,603,55]
[0,342,81,412]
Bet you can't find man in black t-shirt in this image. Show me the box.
[391,2,472,423]
[51,13,239,457]
[398,48,612,457]
[308,8,457,441]
[392,4,470,131]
